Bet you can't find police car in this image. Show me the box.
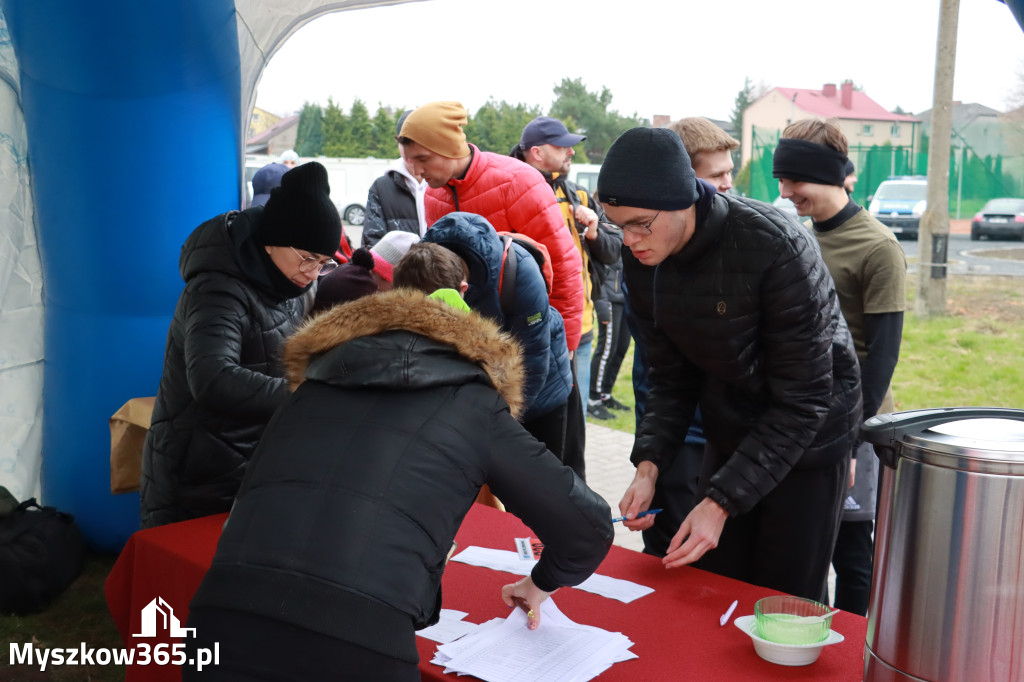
[868,176,927,240]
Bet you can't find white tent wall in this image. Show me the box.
[0,1,423,503]
[0,9,43,501]
[234,0,425,198]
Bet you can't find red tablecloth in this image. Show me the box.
[106,505,867,681]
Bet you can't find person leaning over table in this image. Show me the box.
[627,117,742,557]
[603,127,863,601]
[183,286,614,681]
[139,161,341,528]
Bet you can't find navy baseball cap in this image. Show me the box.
[520,116,585,149]
[251,162,289,207]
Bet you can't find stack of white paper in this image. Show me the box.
[431,599,636,682]
[451,546,654,603]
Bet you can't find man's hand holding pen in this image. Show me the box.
[618,461,659,531]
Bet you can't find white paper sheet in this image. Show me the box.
[417,609,478,644]
[451,546,654,603]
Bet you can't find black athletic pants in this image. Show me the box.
[522,383,586,481]
[590,300,631,400]
[693,456,848,601]
[831,519,874,615]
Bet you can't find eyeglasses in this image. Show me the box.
[291,247,338,275]
[600,210,661,236]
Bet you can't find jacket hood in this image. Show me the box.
[180,210,249,282]
[388,156,421,188]
[420,212,505,320]
[180,208,308,301]
[283,288,525,418]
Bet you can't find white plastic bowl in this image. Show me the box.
[734,615,845,666]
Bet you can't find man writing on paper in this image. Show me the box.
[604,128,862,600]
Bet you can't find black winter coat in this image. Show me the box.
[360,169,420,247]
[625,192,862,517]
[189,290,613,662]
[140,208,314,528]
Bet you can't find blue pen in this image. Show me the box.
[610,508,662,523]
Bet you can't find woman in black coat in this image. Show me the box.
[139,162,342,528]
[183,288,614,681]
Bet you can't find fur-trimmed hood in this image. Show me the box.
[284,288,525,418]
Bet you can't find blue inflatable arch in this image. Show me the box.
[0,0,420,551]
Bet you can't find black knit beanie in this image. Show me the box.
[260,161,342,256]
[598,128,698,210]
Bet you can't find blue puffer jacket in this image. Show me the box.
[423,212,572,421]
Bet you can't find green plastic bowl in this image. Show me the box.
[754,596,833,645]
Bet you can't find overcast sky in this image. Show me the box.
[254,0,1024,125]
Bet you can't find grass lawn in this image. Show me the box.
[2,274,1021,681]
[895,276,1024,410]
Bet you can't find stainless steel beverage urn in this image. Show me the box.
[861,407,1024,682]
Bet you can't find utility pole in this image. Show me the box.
[916,0,960,316]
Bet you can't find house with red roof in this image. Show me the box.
[740,81,920,165]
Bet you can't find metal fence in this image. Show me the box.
[743,125,1024,217]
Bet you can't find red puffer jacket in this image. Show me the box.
[424,145,584,350]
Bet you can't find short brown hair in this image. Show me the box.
[393,242,468,294]
[782,118,849,155]
[667,117,739,166]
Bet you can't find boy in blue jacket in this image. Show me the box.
[406,213,582,479]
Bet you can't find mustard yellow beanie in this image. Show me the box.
[399,101,471,159]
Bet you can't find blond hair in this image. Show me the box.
[667,117,739,167]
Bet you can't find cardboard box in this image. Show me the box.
[109,397,155,494]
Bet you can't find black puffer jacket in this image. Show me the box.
[361,169,420,247]
[190,290,613,662]
[140,208,314,528]
[625,192,862,517]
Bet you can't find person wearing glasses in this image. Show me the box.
[602,128,862,601]
[140,162,342,528]
[627,118,741,557]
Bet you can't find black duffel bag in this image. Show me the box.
[0,496,86,615]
